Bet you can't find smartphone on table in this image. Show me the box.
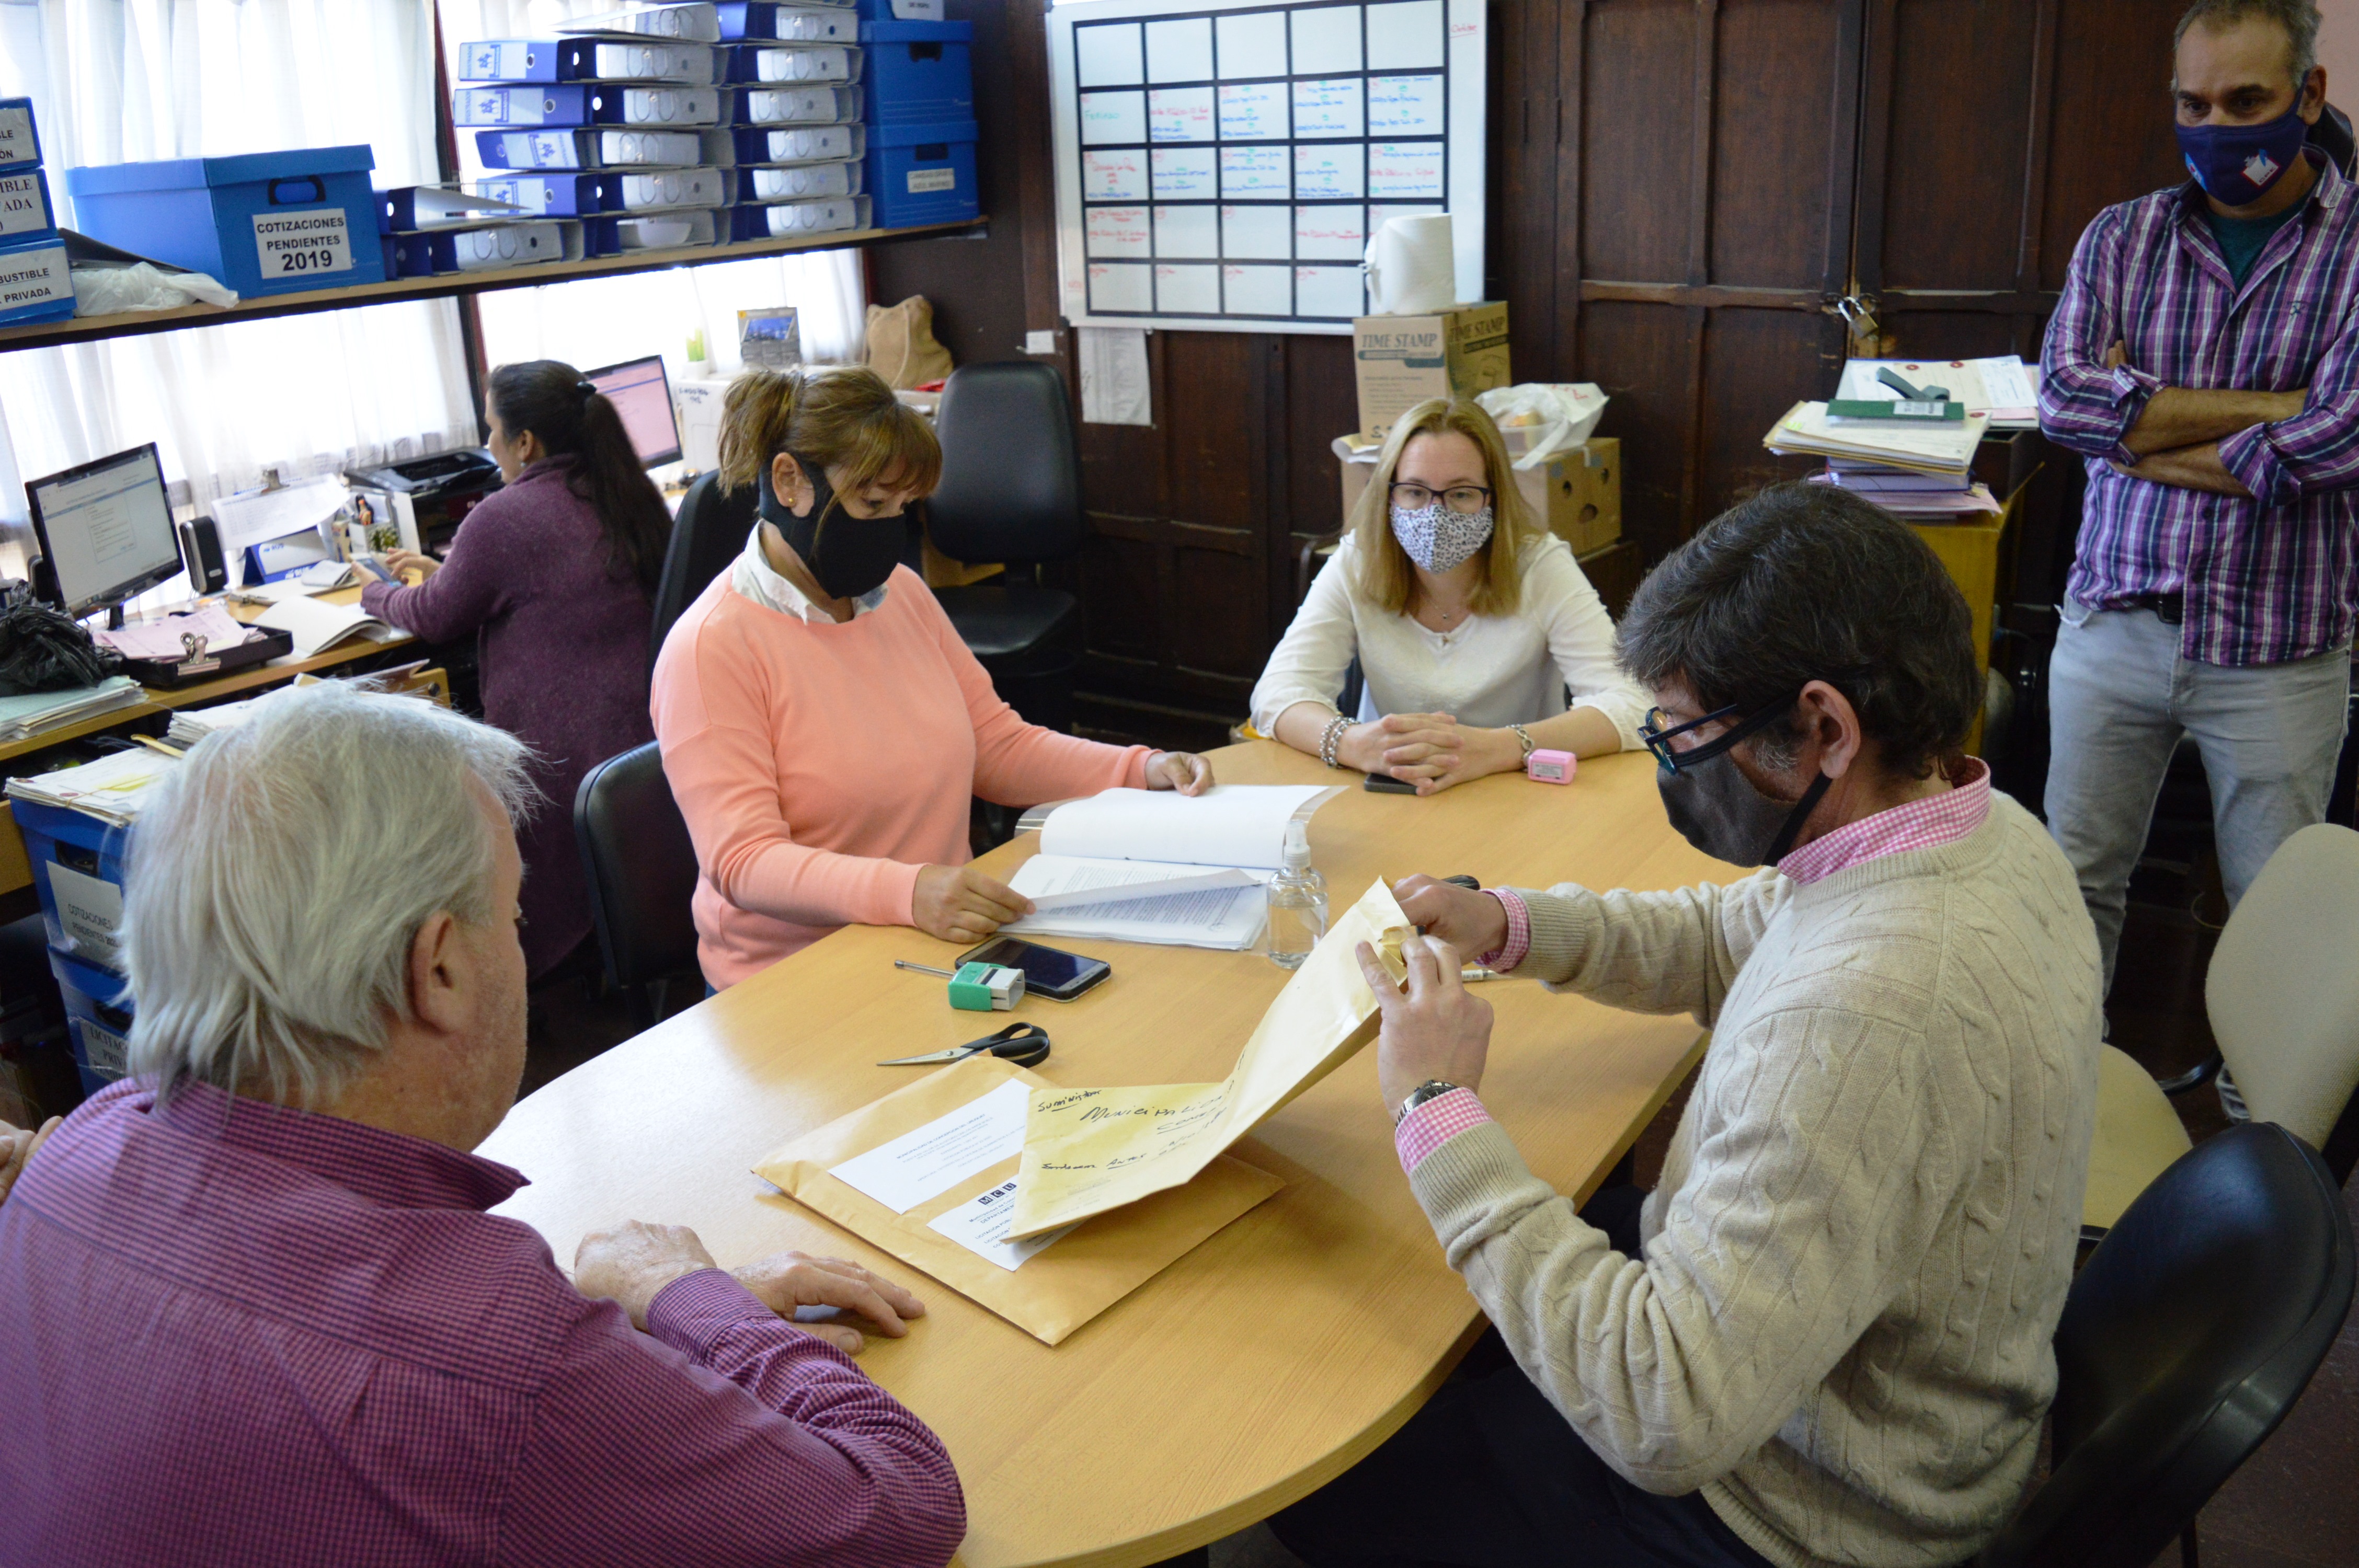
[1364,773,1419,794]
[958,936,1112,1001]
[354,556,399,585]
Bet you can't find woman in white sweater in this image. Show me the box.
[1251,396,1649,793]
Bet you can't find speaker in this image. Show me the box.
[178,516,226,594]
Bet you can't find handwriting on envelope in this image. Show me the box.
[1007,877,1411,1238]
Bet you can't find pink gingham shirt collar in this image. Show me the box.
[1775,756,1992,884]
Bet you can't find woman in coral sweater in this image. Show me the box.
[651,365,1211,990]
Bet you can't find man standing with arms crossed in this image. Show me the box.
[2040,0,2357,1113]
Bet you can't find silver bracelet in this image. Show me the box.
[1509,723,1536,763]
[1319,713,1350,769]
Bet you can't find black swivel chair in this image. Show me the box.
[650,471,758,667]
[925,361,1090,733]
[574,742,703,1030]
[1979,1123,2355,1568]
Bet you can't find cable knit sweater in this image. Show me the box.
[1408,793,2101,1568]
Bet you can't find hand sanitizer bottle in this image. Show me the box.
[1265,819,1329,970]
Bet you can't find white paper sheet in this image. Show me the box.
[1083,149,1148,201]
[827,1079,1030,1214]
[1147,86,1215,142]
[1224,264,1293,316]
[213,477,345,555]
[1088,262,1154,313]
[1291,4,1364,74]
[94,605,250,663]
[1292,78,1365,139]
[1154,203,1219,257]
[1081,89,1147,144]
[1215,10,1288,78]
[1079,327,1152,426]
[1010,854,1259,909]
[1366,0,1445,69]
[1075,22,1143,88]
[1144,17,1213,83]
[1155,263,1221,314]
[926,1179,1077,1271]
[1038,783,1336,869]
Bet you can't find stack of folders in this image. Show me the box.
[0,677,144,745]
[6,746,179,829]
[998,783,1343,951]
[164,693,268,750]
[457,3,869,256]
[1766,401,2001,524]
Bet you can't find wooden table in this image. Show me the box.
[480,742,1727,1567]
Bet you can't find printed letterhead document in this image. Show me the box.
[1006,876,1411,1238]
[826,1078,1030,1213]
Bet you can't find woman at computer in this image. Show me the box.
[362,359,669,980]
[1251,396,1648,794]
[649,364,1212,991]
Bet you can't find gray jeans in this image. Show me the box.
[2045,597,2351,993]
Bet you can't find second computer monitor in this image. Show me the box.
[23,443,185,621]
[585,355,682,469]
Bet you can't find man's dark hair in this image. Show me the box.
[2174,0,2321,88]
[1618,483,1980,780]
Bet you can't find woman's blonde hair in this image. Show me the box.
[1350,396,1537,617]
[716,364,943,501]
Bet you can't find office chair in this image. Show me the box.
[2310,102,2354,180]
[925,361,1089,732]
[2087,822,2359,1236]
[574,741,702,1030]
[650,472,757,666]
[1981,1123,2354,1568]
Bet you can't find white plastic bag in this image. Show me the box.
[71,261,238,316]
[1476,383,1608,469]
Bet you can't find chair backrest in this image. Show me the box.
[1979,1124,2354,1568]
[572,741,701,991]
[2310,102,2355,181]
[926,361,1087,566]
[2206,822,2359,1171]
[651,471,755,661]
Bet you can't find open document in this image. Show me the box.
[1005,877,1411,1239]
[1002,783,1341,950]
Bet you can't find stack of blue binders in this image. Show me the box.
[857,2,976,229]
[0,99,75,326]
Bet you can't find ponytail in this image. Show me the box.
[486,359,673,593]
[717,364,941,504]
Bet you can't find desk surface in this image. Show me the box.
[480,743,1727,1568]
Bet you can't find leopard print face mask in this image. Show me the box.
[1389,501,1495,574]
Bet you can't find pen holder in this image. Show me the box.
[1526,748,1576,785]
[948,962,1025,1011]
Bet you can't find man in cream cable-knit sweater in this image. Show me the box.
[1273,485,2102,1568]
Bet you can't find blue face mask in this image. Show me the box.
[2177,95,2310,207]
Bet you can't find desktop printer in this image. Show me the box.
[344,449,503,558]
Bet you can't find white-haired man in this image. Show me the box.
[0,683,964,1566]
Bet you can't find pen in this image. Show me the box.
[894,959,958,979]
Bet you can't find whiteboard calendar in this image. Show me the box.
[1047,0,1486,334]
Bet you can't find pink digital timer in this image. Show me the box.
[1526,748,1576,784]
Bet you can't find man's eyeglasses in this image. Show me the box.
[1388,481,1493,515]
[1639,698,1793,775]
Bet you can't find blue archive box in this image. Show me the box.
[863,119,977,227]
[460,38,717,84]
[476,128,706,170]
[0,98,40,175]
[856,0,942,19]
[16,798,130,978]
[0,235,75,326]
[0,167,59,247]
[453,84,726,130]
[863,19,971,125]
[65,147,386,297]
[476,172,617,216]
[716,3,857,41]
[50,949,132,1095]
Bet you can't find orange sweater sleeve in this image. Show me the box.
[651,610,925,932]
[920,591,1151,803]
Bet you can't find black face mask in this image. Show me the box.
[757,453,900,603]
[1652,700,1836,868]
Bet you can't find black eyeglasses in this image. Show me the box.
[1388,480,1493,514]
[1639,697,1796,775]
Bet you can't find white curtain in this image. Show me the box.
[0,0,476,579]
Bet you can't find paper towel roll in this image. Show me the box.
[1362,214,1457,314]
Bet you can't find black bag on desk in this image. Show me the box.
[0,586,124,696]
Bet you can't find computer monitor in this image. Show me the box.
[585,354,682,469]
[24,444,184,624]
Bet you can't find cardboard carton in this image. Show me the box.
[1352,302,1510,439]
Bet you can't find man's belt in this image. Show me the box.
[2118,592,2185,625]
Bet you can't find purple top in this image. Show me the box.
[2038,152,2359,666]
[364,459,656,975]
[0,1078,966,1566]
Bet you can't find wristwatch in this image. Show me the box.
[1393,1079,1462,1125]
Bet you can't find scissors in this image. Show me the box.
[876,1021,1052,1068]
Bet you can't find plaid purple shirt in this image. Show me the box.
[2039,151,2359,666]
[0,1078,964,1567]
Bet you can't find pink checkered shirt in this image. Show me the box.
[1398,759,1994,1172]
[0,1078,965,1566]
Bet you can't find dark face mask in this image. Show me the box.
[1650,700,1835,868]
[2176,94,2310,207]
[758,453,901,602]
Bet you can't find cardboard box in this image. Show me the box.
[1335,434,1621,558]
[1352,302,1510,439]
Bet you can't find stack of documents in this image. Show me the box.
[1002,783,1342,950]
[0,677,144,744]
[1766,401,1987,477]
[6,746,179,827]
[1808,469,2001,523]
[164,693,269,749]
[1835,356,2039,430]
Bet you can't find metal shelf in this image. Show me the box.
[0,216,987,352]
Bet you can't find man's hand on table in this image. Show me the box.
[575,1222,925,1354]
[1393,874,1508,958]
[1357,933,1493,1118]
